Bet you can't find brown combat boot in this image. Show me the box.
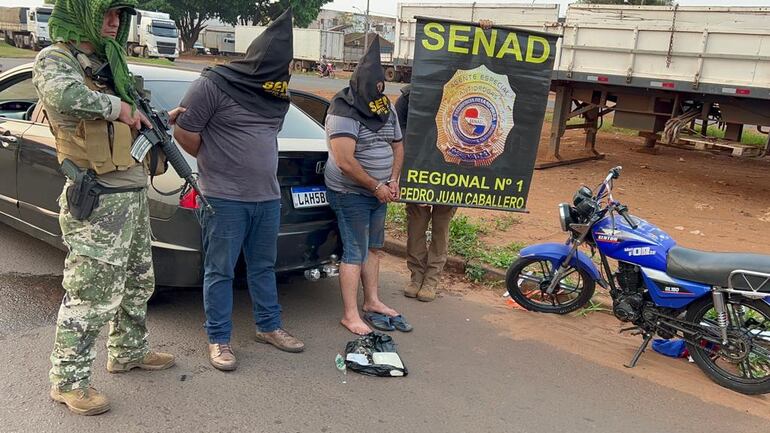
[417,283,437,302]
[208,343,237,371]
[404,281,421,298]
[255,328,305,353]
[107,351,176,373]
[50,386,110,416]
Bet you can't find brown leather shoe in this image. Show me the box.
[417,284,437,302]
[404,281,421,298]
[255,328,305,353]
[50,386,110,416]
[208,343,237,371]
[107,351,176,373]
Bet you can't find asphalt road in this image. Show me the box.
[0,57,407,95]
[0,222,767,433]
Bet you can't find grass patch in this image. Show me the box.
[464,263,486,283]
[448,215,486,258]
[0,42,36,58]
[385,202,407,233]
[478,242,526,269]
[492,214,521,231]
[574,300,610,317]
[127,57,175,67]
[702,125,767,147]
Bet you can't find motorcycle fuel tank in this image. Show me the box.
[592,214,676,272]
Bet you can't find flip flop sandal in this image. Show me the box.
[363,311,395,332]
[390,315,413,332]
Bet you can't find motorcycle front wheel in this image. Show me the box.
[505,256,595,314]
[685,295,770,395]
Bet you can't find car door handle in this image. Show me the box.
[0,133,18,147]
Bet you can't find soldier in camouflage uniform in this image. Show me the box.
[33,0,179,416]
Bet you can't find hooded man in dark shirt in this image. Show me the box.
[174,8,304,371]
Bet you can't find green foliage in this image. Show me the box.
[448,215,486,258]
[127,57,174,67]
[385,203,407,233]
[465,263,486,283]
[478,242,525,269]
[492,215,521,231]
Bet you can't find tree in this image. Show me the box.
[267,0,332,28]
[138,0,252,52]
[578,0,674,4]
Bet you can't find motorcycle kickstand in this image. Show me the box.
[624,333,653,369]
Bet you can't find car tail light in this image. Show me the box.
[179,189,198,209]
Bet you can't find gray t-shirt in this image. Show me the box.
[324,111,402,196]
[176,77,281,202]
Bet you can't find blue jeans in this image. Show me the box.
[326,189,386,265]
[199,197,282,343]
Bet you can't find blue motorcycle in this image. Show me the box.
[506,167,770,394]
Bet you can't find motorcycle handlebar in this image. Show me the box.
[617,204,638,230]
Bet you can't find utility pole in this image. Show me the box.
[363,0,370,50]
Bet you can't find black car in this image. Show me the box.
[0,63,340,287]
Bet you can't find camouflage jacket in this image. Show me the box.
[32,43,122,132]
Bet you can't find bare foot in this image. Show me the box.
[362,301,399,317]
[341,318,371,335]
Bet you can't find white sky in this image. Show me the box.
[4,0,769,17]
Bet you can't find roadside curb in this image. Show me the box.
[383,235,614,312]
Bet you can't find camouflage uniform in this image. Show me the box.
[33,43,155,392]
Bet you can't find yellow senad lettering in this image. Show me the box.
[447,25,471,54]
[369,101,377,111]
[263,82,274,90]
[496,32,523,61]
[526,36,550,64]
[472,27,496,57]
[422,22,445,51]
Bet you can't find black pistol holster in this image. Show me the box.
[60,159,143,221]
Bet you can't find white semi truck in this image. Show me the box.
[127,9,179,61]
[234,26,344,72]
[0,6,53,50]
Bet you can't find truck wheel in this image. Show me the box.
[384,67,397,82]
[168,57,175,62]
[402,72,412,84]
[294,61,304,73]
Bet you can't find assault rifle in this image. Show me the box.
[91,64,213,214]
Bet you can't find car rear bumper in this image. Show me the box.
[152,219,342,288]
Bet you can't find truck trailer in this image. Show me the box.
[234,26,344,72]
[545,5,770,167]
[0,6,52,50]
[201,28,236,56]
[127,9,179,60]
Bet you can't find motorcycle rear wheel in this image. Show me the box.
[685,295,770,395]
[505,256,595,314]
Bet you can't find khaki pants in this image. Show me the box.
[405,204,457,288]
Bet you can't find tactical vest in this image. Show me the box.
[49,43,139,175]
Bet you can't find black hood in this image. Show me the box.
[201,7,293,117]
[328,36,391,132]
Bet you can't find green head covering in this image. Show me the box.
[49,0,138,107]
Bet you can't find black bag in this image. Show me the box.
[344,332,408,377]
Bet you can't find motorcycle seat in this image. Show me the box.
[667,246,770,290]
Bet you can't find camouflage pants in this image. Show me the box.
[50,184,155,391]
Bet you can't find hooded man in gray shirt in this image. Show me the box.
[174,8,304,371]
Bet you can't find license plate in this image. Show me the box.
[291,186,328,209]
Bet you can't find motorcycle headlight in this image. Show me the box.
[558,203,573,232]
